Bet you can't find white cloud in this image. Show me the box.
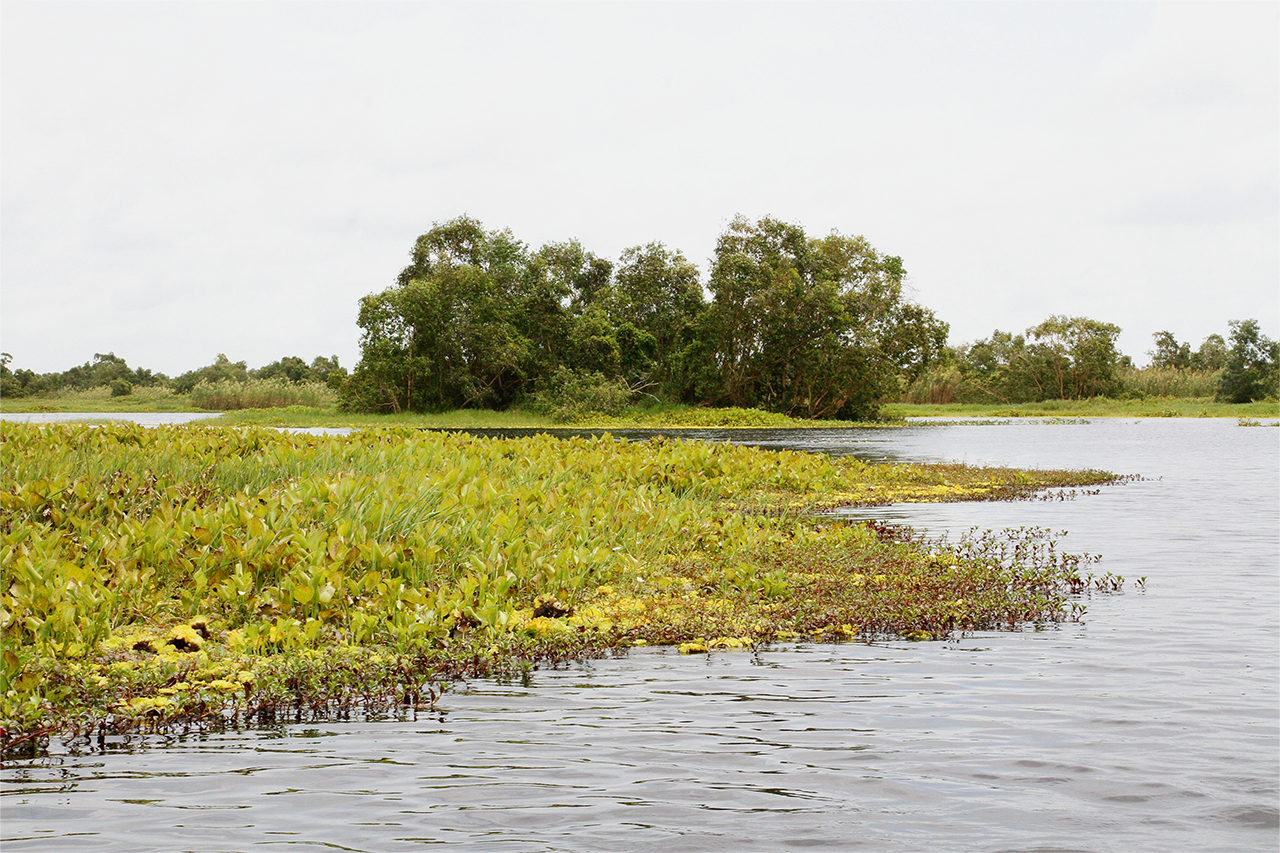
[1,2,1275,374]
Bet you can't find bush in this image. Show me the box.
[900,366,963,404]
[528,368,633,422]
[109,379,133,397]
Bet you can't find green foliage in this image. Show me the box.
[346,215,945,421]
[251,355,346,387]
[1217,319,1280,403]
[597,243,705,394]
[1,352,164,398]
[1120,366,1222,399]
[901,363,965,404]
[1,353,21,399]
[1150,330,1229,371]
[173,354,250,393]
[109,378,133,397]
[955,316,1123,403]
[528,367,634,422]
[1,423,1122,745]
[188,378,338,410]
[681,216,946,420]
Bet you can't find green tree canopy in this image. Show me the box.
[685,216,945,419]
[347,215,946,419]
[958,316,1122,402]
[1217,319,1279,403]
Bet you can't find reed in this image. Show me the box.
[1119,366,1222,399]
[188,379,338,410]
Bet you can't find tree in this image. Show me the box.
[687,216,944,420]
[597,243,705,393]
[172,355,249,393]
[252,356,315,384]
[1193,334,1228,371]
[1216,319,1279,403]
[0,353,20,398]
[349,217,543,412]
[958,317,1122,402]
[1026,316,1123,399]
[1150,331,1192,369]
[347,215,951,418]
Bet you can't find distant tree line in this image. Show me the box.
[346,215,949,420]
[905,318,1278,405]
[4,212,1275,415]
[0,352,347,400]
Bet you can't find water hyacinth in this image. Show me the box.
[0,423,1124,753]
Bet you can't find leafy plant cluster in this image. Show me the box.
[1,423,1121,749]
[345,215,949,421]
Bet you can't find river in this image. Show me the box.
[2,418,1277,852]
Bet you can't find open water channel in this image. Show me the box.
[2,418,1277,851]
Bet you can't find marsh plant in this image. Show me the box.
[1,423,1124,752]
[188,378,338,411]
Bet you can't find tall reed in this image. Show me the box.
[188,378,337,410]
[1119,366,1221,399]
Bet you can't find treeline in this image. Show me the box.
[904,318,1278,405]
[0,352,347,400]
[4,214,1276,417]
[347,215,948,420]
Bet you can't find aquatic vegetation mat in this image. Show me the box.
[1,424,1124,753]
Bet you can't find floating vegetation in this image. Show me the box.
[1,423,1127,754]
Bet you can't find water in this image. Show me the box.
[0,412,222,425]
[3,419,1277,852]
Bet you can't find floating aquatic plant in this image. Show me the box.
[0,423,1128,754]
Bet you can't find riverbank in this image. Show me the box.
[0,422,1124,751]
[883,397,1279,419]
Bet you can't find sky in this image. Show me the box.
[2,1,1277,376]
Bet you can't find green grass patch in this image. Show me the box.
[0,385,200,413]
[209,405,875,430]
[0,423,1127,752]
[882,397,1279,419]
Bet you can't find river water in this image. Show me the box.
[3,419,1277,852]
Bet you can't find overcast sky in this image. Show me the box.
[2,1,1276,375]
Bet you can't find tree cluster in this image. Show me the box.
[0,352,347,399]
[346,216,948,420]
[0,352,164,399]
[1153,321,1279,403]
[909,317,1278,405]
[949,316,1127,403]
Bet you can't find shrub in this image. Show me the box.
[901,365,963,404]
[109,379,133,397]
[528,367,633,422]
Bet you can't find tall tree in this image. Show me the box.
[349,218,534,412]
[1217,319,1279,403]
[688,216,944,419]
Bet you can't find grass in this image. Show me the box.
[0,385,200,413]
[0,422,1127,753]
[883,397,1280,419]
[188,379,338,411]
[6,384,1276,424]
[209,404,873,430]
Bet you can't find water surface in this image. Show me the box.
[3,419,1276,852]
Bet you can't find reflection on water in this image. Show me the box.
[3,419,1277,852]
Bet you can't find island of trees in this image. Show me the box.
[2,215,1277,418]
